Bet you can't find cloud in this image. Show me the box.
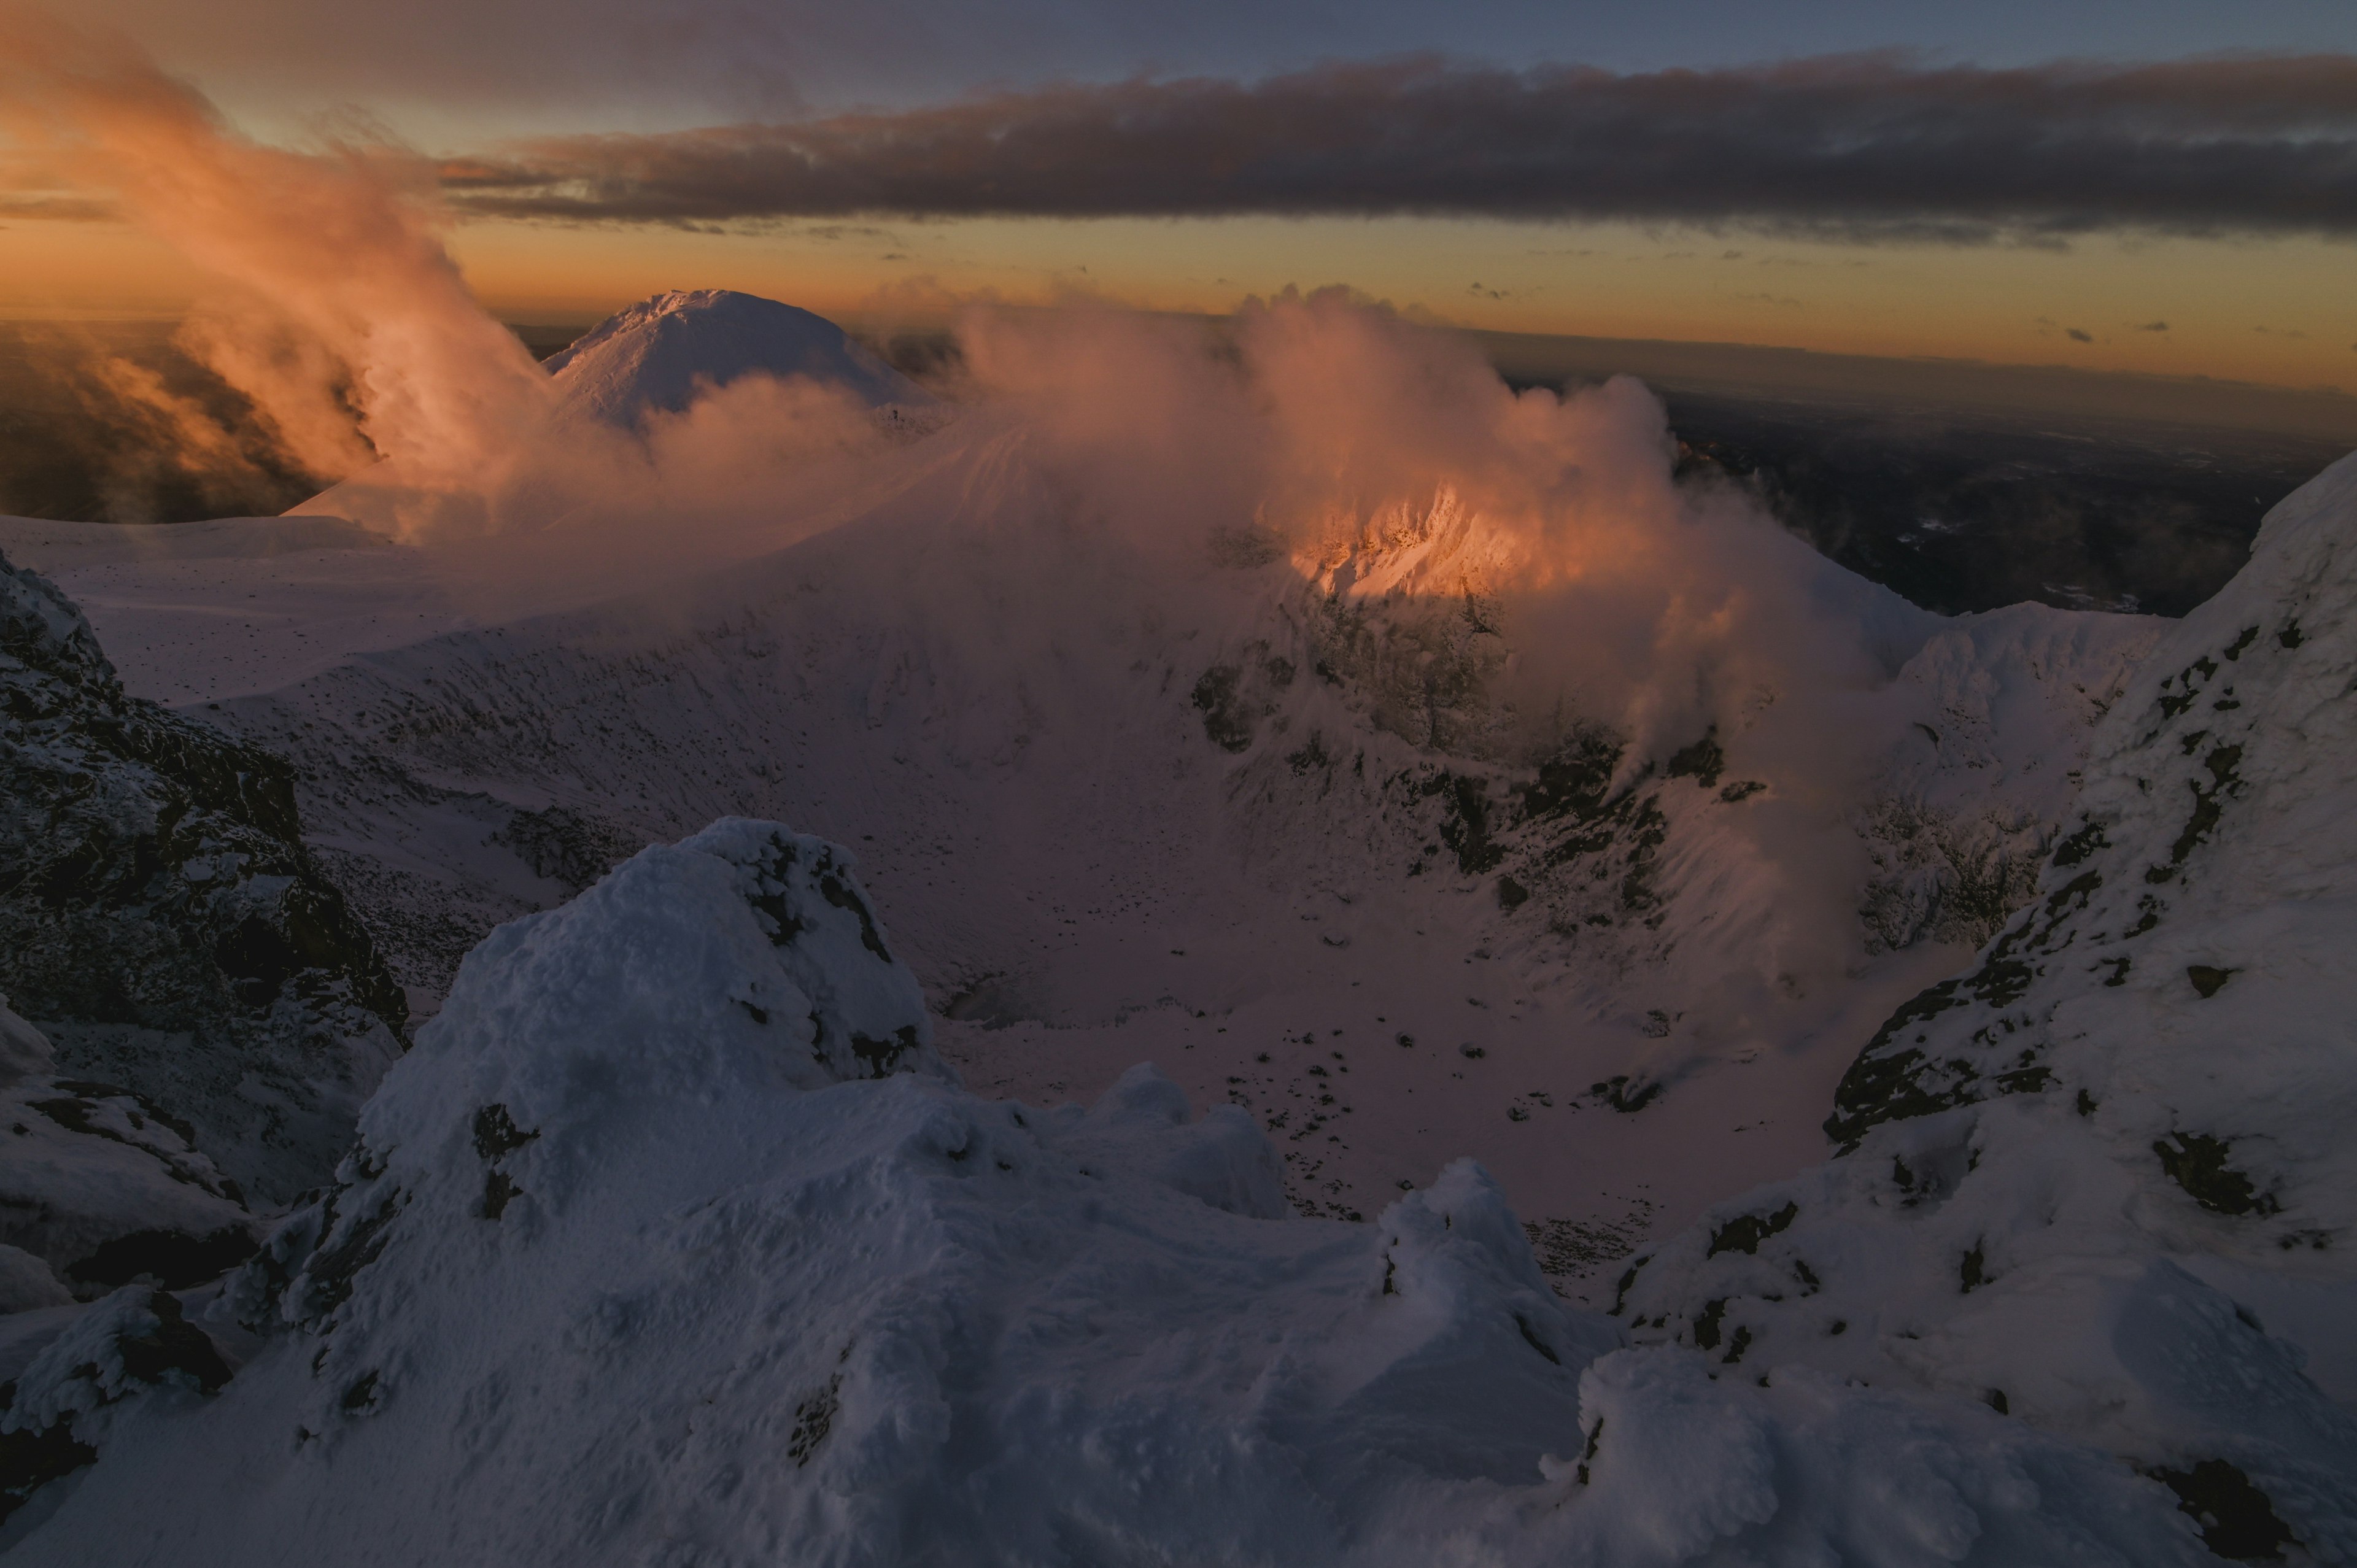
[0,191,112,219]
[437,52,2357,242]
[0,6,552,491]
[2134,320,2170,331]
[2067,328,2094,342]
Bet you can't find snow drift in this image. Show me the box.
[4,818,2218,1564]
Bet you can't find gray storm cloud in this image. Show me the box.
[441,53,2357,241]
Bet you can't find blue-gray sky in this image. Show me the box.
[69,0,2357,137]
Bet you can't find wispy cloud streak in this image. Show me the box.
[439,53,2357,242]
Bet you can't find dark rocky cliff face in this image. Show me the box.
[1,549,405,1210]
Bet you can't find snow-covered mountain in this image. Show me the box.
[543,289,934,426]
[287,288,939,539]
[2,291,2349,1559]
[0,294,2171,1259]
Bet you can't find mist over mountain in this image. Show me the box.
[6,315,2340,621]
[1,287,2352,1562]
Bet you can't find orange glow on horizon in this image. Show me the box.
[4,209,2355,400]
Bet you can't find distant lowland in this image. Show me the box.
[2,315,2350,620]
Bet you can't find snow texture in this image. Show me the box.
[6,817,2218,1564]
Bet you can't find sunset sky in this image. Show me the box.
[5,0,2356,390]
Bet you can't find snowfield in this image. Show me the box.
[2,291,2351,1561]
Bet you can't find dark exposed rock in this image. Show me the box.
[491,804,643,893]
[1663,728,1725,789]
[2186,965,2235,999]
[1590,1075,1663,1113]
[1707,1201,1798,1258]
[1191,665,1258,753]
[2154,1132,2279,1217]
[0,1416,95,1527]
[64,1226,257,1291]
[2151,1459,2297,1561]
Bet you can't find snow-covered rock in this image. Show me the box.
[1,1071,254,1297]
[0,1284,232,1529]
[2,817,2228,1563]
[546,288,933,428]
[1620,452,2357,1561]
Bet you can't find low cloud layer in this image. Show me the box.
[443,53,2357,242]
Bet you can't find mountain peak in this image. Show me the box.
[546,289,931,426]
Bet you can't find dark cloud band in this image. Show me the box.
[441,53,2357,240]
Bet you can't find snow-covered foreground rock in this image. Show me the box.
[4,819,2216,1564]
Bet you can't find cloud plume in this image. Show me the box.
[443,52,2357,242]
[0,6,551,486]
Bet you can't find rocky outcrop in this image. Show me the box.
[1,997,255,1305]
[1616,454,2357,1561]
[0,550,404,1207]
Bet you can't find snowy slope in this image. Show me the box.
[2,819,2221,1564]
[543,288,934,425]
[0,514,466,703]
[1619,452,2357,1560]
